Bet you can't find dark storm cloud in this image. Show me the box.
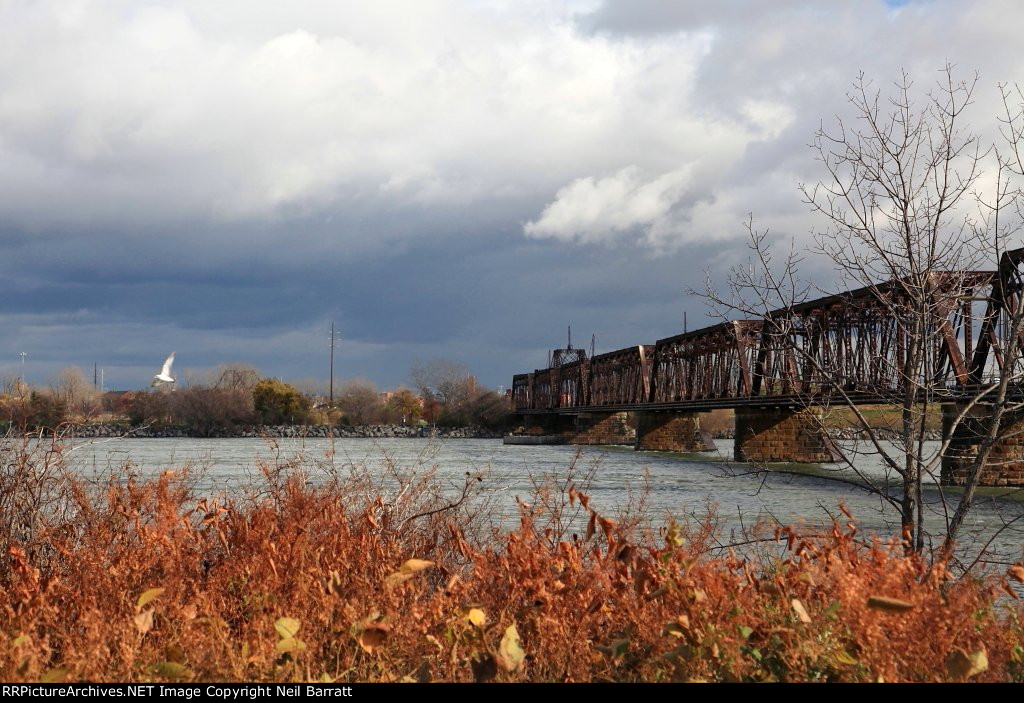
[1,1,1022,390]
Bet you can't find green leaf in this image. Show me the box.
[276,637,307,653]
[464,608,486,627]
[663,622,685,639]
[835,650,859,666]
[136,587,166,611]
[274,617,301,640]
[11,634,29,648]
[738,626,754,640]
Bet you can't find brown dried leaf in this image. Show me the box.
[1008,564,1024,584]
[585,511,597,541]
[599,517,617,543]
[866,596,914,612]
[358,624,390,654]
[165,644,187,664]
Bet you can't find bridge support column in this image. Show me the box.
[942,404,1024,486]
[572,412,635,446]
[734,407,840,463]
[635,411,716,452]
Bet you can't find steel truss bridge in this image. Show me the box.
[511,249,1024,415]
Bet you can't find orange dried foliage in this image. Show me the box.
[1,457,1023,683]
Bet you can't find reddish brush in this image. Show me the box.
[1,446,1022,682]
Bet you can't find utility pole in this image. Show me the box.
[94,362,98,389]
[329,323,337,406]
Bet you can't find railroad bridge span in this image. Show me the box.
[508,250,1024,486]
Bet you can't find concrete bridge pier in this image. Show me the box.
[573,411,635,446]
[734,407,841,463]
[635,411,716,452]
[941,404,1024,486]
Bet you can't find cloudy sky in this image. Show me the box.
[2,0,1023,391]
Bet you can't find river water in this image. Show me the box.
[66,436,1024,568]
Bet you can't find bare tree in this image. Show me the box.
[337,378,384,425]
[409,359,475,409]
[700,67,1024,561]
[49,366,100,419]
[211,363,261,392]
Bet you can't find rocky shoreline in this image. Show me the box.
[708,427,943,441]
[64,423,505,440]
[55,423,943,442]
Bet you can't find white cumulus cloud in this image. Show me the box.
[523,165,695,245]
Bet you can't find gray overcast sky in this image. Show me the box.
[2,0,1022,390]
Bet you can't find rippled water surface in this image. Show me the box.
[68,436,1024,565]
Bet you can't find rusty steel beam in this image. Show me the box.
[649,320,761,403]
[589,345,653,406]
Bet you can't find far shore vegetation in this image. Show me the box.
[0,359,510,436]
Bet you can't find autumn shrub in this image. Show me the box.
[1,434,1022,683]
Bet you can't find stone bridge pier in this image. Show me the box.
[635,411,716,452]
[941,404,1024,486]
[572,411,635,446]
[734,407,841,463]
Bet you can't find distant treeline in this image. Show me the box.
[0,360,510,436]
